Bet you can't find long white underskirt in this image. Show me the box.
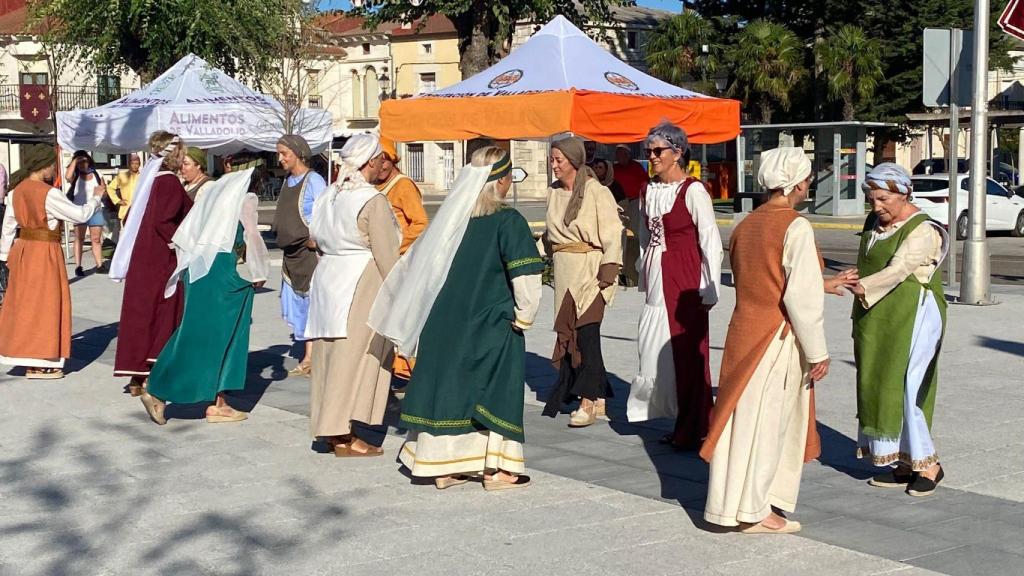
[857,289,942,471]
[399,430,525,477]
[0,355,63,368]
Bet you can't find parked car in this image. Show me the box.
[912,158,1020,187]
[910,174,1024,239]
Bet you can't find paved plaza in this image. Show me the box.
[1,252,1022,576]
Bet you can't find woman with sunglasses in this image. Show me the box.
[627,121,724,451]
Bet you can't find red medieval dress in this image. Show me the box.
[113,172,192,378]
[627,178,724,449]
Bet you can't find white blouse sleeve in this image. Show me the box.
[240,193,270,283]
[684,182,725,306]
[0,192,17,261]
[781,218,829,363]
[512,274,543,331]
[45,188,100,224]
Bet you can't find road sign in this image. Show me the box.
[923,28,973,107]
[999,0,1024,42]
[511,167,528,183]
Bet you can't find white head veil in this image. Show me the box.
[108,154,166,281]
[163,169,254,297]
[368,162,491,356]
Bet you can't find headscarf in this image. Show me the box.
[277,134,312,163]
[186,147,207,172]
[862,162,913,195]
[758,147,812,196]
[594,158,615,187]
[9,143,56,189]
[335,133,382,188]
[163,169,254,297]
[552,136,596,227]
[380,135,400,163]
[368,159,495,356]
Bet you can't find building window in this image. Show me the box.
[362,42,371,55]
[20,72,48,85]
[418,72,436,95]
[306,68,321,98]
[97,75,120,105]
[308,95,322,108]
[351,71,363,117]
[626,31,638,51]
[421,42,433,55]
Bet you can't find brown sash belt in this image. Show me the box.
[552,242,598,254]
[17,228,61,242]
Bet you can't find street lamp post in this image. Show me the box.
[961,0,995,305]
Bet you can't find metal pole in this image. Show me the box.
[961,0,994,305]
[947,28,960,290]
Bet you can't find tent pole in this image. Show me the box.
[327,142,333,183]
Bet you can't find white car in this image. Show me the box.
[910,174,1024,239]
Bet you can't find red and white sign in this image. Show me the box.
[999,0,1024,42]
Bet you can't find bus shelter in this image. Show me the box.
[734,121,894,216]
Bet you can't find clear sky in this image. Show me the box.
[318,1,682,13]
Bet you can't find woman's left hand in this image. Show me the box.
[253,280,266,289]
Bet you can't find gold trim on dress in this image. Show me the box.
[856,446,939,471]
[401,444,525,465]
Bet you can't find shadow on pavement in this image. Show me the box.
[0,421,351,575]
[976,335,1024,357]
[67,322,119,374]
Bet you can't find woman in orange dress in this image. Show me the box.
[0,144,106,378]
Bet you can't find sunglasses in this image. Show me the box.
[644,146,673,158]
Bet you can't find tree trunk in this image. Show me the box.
[455,6,493,81]
[843,96,855,121]
[760,95,773,124]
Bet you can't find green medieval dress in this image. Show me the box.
[399,207,545,444]
[148,225,254,403]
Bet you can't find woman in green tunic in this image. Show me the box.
[369,147,545,490]
[140,169,270,425]
[849,163,948,497]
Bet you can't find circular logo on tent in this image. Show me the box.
[488,69,524,89]
[605,72,639,91]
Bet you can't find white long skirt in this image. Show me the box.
[399,430,525,478]
[628,233,677,422]
[857,289,942,471]
[705,324,811,527]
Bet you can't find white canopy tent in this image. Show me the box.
[56,54,333,154]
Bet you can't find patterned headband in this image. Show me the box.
[160,136,181,157]
[487,152,512,182]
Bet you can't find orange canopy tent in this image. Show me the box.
[380,16,740,145]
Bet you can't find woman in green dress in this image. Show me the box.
[369,146,545,490]
[139,168,270,425]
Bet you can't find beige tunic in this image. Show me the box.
[545,178,624,316]
[859,221,945,309]
[309,195,400,437]
[704,219,828,527]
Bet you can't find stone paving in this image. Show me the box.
[1,259,1022,575]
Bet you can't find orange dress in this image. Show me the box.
[0,180,94,368]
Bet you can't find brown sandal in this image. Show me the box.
[26,368,64,380]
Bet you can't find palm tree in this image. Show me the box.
[815,25,884,121]
[727,20,808,124]
[644,11,720,93]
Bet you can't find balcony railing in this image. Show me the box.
[0,84,135,114]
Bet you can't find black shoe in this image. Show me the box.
[74,266,84,277]
[96,263,109,274]
[868,468,914,488]
[907,466,944,497]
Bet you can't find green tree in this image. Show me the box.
[29,0,303,82]
[644,11,722,94]
[814,24,884,121]
[351,0,628,80]
[727,20,807,123]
